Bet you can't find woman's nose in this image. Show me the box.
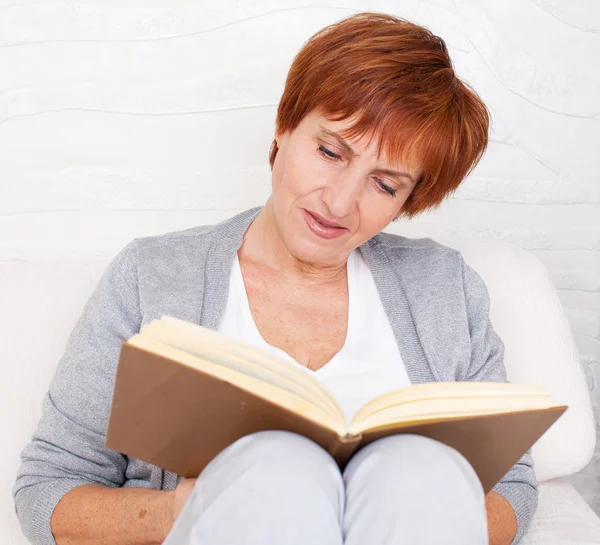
[321,174,362,219]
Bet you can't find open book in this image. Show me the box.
[106,316,567,493]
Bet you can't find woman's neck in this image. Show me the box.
[239,202,348,286]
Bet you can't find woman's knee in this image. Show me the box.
[342,435,488,545]
[232,430,337,470]
[344,434,484,500]
[171,432,346,545]
[204,430,343,492]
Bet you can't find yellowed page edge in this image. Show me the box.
[127,335,348,436]
[146,317,344,420]
[353,397,560,433]
[140,323,340,419]
[352,382,552,423]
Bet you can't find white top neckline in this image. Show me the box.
[230,249,360,376]
[219,248,411,422]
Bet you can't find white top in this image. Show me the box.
[217,249,411,422]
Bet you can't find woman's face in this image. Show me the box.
[270,109,420,266]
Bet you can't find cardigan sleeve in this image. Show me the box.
[12,241,142,545]
[460,256,539,545]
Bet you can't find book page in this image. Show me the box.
[141,317,345,421]
[351,382,559,433]
[128,335,348,435]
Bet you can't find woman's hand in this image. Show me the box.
[173,478,197,521]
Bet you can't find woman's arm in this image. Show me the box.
[460,256,539,545]
[486,490,518,545]
[50,477,195,545]
[51,485,174,545]
[13,241,154,545]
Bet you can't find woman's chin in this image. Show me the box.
[283,234,348,265]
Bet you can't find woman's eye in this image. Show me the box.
[376,178,397,197]
[318,144,396,197]
[318,145,341,160]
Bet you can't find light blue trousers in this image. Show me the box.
[164,431,488,544]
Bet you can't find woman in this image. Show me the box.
[14,12,536,545]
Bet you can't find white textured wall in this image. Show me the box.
[1,0,598,514]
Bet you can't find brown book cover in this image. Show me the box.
[106,342,566,493]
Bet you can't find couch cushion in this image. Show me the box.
[434,236,595,482]
[1,256,111,544]
[522,477,600,544]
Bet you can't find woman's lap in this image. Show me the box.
[163,431,488,545]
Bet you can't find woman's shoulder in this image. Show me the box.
[131,207,261,263]
[370,230,457,252]
[368,231,464,273]
[366,231,490,312]
[118,224,217,279]
[134,222,217,250]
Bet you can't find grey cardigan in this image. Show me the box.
[14,207,537,545]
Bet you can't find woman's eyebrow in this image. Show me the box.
[374,168,416,185]
[318,126,357,157]
[318,126,416,184]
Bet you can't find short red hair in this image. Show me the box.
[269,12,490,218]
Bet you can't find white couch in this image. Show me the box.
[2,236,599,544]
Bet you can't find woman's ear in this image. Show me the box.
[268,139,279,169]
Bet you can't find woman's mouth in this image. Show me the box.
[302,209,348,239]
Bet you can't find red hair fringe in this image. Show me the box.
[269,12,490,218]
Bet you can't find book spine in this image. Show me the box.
[327,434,363,469]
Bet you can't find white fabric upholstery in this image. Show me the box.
[1,236,597,544]
[439,236,596,481]
[1,257,112,545]
[522,478,600,544]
